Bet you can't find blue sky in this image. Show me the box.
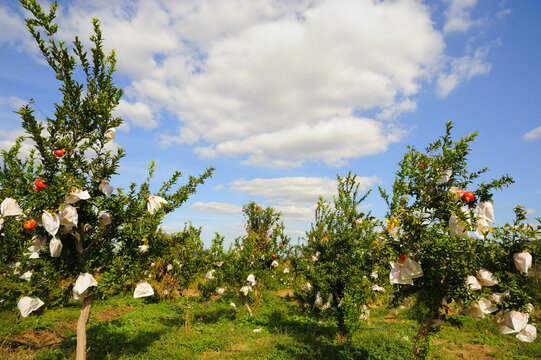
[0,0,540,246]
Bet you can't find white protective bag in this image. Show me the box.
[73,273,98,300]
[17,296,44,317]
[133,281,155,298]
[49,237,63,257]
[1,198,23,216]
[147,195,168,214]
[513,252,532,275]
[42,211,60,236]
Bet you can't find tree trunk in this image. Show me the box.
[240,294,253,316]
[412,297,443,359]
[184,292,190,335]
[76,295,93,360]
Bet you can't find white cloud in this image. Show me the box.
[443,0,479,34]
[191,201,242,215]
[525,208,536,215]
[229,175,381,221]
[195,117,407,168]
[113,99,157,129]
[377,99,417,120]
[0,4,34,52]
[8,0,500,167]
[436,47,492,97]
[523,126,541,142]
[0,128,27,153]
[0,95,27,109]
[46,0,443,167]
[214,184,224,191]
[496,9,512,20]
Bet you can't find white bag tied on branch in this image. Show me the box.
[42,211,60,236]
[516,324,537,343]
[465,275,482,291]
[475,202,495,223]
[73,273,98,300]
[1,198,23,216]
[400,258,423,280]
[20,271,32,281]
[205,270,215,279]
[271,260,279,268]
[389,257,423,285]
[283,268,290,274]
[477,268,498,286]
[390,262,413,285]
[17,296,44,317]
[513,252,532,275]
[302,283,312,292]
[489,291,508,303]
[372,284,386,292]
[98,179,114,198]
[463,298,497,318]
[147,195,168,214]
[133,281,154,298]
[475,218,490,239]
[65,188,91,204]
[98,211,112,228]
[449,208,470,238]
[32,234,46,250]
[314,292,332,310]
[247,274,257,286]
[239,285,251,296]
[59,204,78,228]
[216,287,225,295]
[104,127,115,143]
[448,187,463,201]
[498,311,529,335]
[138,244,149,254]
[436,169,452,184]
[49,237,63,257]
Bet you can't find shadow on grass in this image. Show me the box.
[50,317,165,360]
[242,297,411,360]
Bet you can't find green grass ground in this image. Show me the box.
[1,292,540,359]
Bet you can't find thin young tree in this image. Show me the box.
[380,121,539,358]
[0,1,213,359]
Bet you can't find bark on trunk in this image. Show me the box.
[412,297,443,359]
[184,293,190,335]
[241,294,253,316]
[76,295,93,360]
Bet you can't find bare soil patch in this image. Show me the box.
[434,339,501,360]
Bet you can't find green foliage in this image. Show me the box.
[0,0,213,314]
[295,172,382,336]
[198,202,291,314]
[380,121,540,357]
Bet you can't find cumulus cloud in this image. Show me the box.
[436,47,492,97]
[525,208,536,215]
[523,126,541,142]
[6,0,500,167]
[377,99,417,120]
[29,0,446,167]
[443,0,479,34]
[192,201,242,215]
[229,175,381,221]
[196,117,407,167]
[113,99,157,129]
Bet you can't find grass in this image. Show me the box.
[1,292,540,360]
